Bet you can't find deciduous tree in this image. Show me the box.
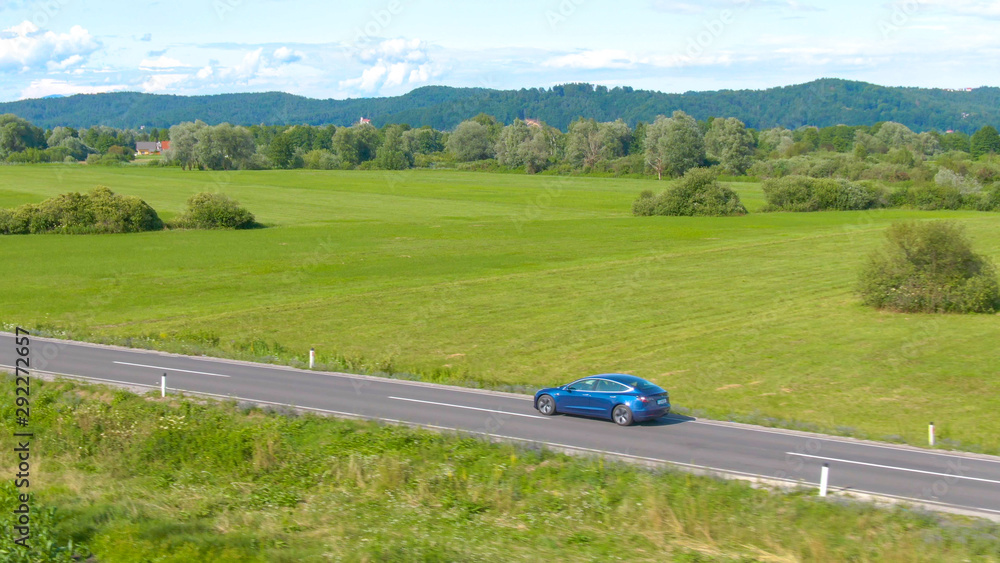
[971,126,1000,159]
[644,111,705,180]
[705,117,756,175]
[446,120,493,161]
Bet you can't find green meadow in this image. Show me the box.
[2,164,999,450]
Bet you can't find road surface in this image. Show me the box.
[3,332,999,520]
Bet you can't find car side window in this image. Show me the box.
[568,379,596,391]
[595,380,628,392]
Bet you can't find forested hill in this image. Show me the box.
[2,78,997,133]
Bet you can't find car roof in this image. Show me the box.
[585,373,649,386]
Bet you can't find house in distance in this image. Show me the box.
[136,141,170,156]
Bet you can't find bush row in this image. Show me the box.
[748,154,933,183]
[748,153,1000,184]
[761,177,886,212]
[0,187,162,234]
[760,175,1000,212]
[0,188,257,235]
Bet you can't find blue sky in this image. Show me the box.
[1,0,998,102]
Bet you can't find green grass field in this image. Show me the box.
[2,164,999,450]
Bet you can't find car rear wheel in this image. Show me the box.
[537,395,557,416]
[613,405,634,426]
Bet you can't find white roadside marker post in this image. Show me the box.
[161,373,166,398]
[309,348,316,369]
[929,422,936,447]
[819,463,829,497]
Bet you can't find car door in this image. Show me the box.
[591,379,630,417]
[560,379,597,414]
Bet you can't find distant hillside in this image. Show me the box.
[1,79,997,133]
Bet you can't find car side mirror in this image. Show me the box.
[565,386,575,392]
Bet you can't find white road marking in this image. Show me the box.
[388,396,548,419]
[113,361,231,378]
[689,417,1000,465]
[786,452,1000,485]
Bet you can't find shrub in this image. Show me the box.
[174,193,258,230]
[631,190,656,216]
[610,153,645,176]
[935,168,982,194]
[889,184,963,210]
[858,221,1000,314]
[86,152,132,166]
[302,149,342,170]
[762,176,886,212]
[456,159,501,173]
[859,162,911,182]
[5,148,50,163]
[87,186,164,232]
[807,155,847,178]
[0,186,162,235]
[633,168,747,217]
[936,151,972,175]
[970,157,1000,184]
[242,152,274,170]
[413,151,454,169]
[747,159,783,179]
[963,184,1000,212]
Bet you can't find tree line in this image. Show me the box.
[3,111,1000,184]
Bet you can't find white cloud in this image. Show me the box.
[340,38,439,94]
[46,54,84,71]
[543,49,635,69]
[136,46,307,94]
[141,73,188,92]
[20,78,126,99]
[273,46,303,63]
[362,38,423,62]
[139,55,185,70]
[0,21,99,71]
[408,65,431,83]
[4,21,38,36]
[384,62,409,86]
[231,48,263,79]
[341,63,388,91]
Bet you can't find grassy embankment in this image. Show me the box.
[3,377,1000,562]
[0,165,998,450]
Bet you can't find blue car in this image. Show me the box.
[533,374,670,426]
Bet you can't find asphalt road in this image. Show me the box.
[3,332,1000,520]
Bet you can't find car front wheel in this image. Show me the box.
[537,395,557,416]
[612,405,634,426]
